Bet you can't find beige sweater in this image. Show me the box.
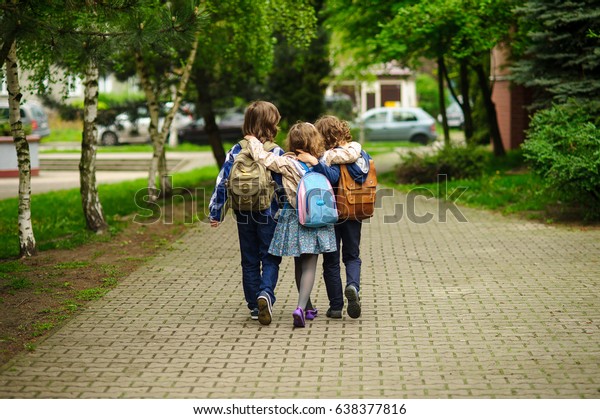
[247,138,362,208]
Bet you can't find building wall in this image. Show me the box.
[491,44,532,150]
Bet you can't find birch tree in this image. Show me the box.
[80,59,107,232]
[5,41,36,257]
[135,30,200,200]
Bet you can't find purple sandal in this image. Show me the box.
[305,308,318,320]
[293,306,305,328]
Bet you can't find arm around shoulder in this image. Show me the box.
[326,141,362,165]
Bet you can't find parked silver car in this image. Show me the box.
[356,107,437,144]
[0,101,51,138]
[97,106,192,146]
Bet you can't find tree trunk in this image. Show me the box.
[6,41,36,257]
[134,50,162,200]
[80,59,108,233]
[158,148,171,192]
[136,32,200,200]
[437,55,450,146]
[474,62,505,156]
[0,32,17,66]
[459,61,474,143]
[194,67,226,168]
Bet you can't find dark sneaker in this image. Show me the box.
[326,308,342,319]
[345,285,361,319]
[257,293,272,325]
[250,308,259,320]
[293,306,305,328]
[305,308,318,320]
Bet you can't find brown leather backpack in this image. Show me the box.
[335,159,377,220]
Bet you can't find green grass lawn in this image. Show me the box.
[378,148,559,220]
[0,165,219,259]
[362,140,421,156]
[381,171,554,217]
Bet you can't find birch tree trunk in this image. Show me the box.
[134,50,162,201]
[80,59,108,233]
[136,32,200,202]
[5,41,37,257]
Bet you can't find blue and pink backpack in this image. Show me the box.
[296,162,338,228]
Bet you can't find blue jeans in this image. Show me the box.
[322,220,362,310]
[235,210,281,310]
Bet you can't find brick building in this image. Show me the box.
[491,44,532,151]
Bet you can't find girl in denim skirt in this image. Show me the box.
[246,122,340,327]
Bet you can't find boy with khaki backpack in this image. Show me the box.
[208,101,284,325]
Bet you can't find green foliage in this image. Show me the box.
[0,121,32,136]
[324,0,403,73]
[522,101,600,218]
[416,73,441,117]
[511,0,600,108]
[396,145,490,184]
[388,172,554,217]
[266,1,330,126]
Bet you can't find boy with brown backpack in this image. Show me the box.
[315,115,377,319]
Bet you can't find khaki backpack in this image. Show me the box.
[335,159,378,220]
[226,139,277,212]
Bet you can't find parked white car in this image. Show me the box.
[437,102,465,128]
[356,107,437,144]
[97,106,192,146]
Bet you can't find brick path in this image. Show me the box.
[0,189,599,398]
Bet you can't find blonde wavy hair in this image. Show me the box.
[314,115,353,149]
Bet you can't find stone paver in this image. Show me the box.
[0,184,599,398]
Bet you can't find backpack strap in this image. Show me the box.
[239,138,278,152]
[298,161,312,173]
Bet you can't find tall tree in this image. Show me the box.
[266,0,330,127]
[4,41,36,257]
[188,0,317,168]
[376,0,515,155]
[511,0,600,109]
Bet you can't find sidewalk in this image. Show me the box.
[0,151,216,200]
[0,177,599,398]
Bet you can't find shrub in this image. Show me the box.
[522,100,600,218]
[396,145,490,184]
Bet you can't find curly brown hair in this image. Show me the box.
[243,101,281,142]
[286,122,325,158]
[314,115,352,149]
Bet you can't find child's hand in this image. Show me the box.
[210,219,220,228]
[297,151,318,166]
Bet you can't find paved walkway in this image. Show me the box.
[1,180,599,398]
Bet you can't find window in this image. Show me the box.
[364,111,387,124]
[391,111,417,122]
